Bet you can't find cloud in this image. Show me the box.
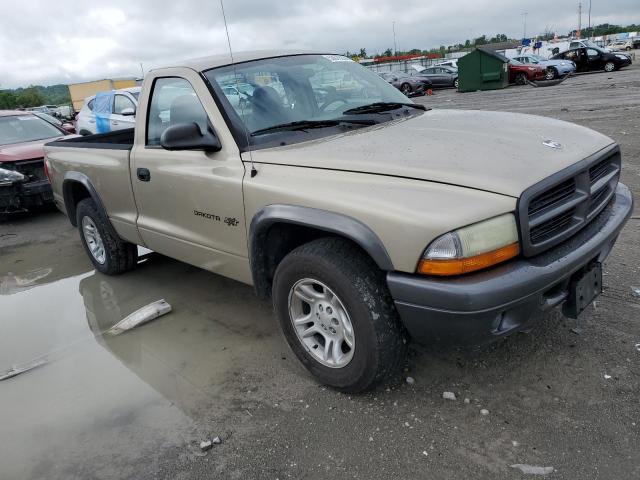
[0,0,638,87]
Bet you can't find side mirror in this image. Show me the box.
[160,122,222,152]
[121,107,136,116]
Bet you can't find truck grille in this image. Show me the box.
[518,145,621,257]
[3,158,45,183]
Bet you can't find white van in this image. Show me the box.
[76,87,141,136]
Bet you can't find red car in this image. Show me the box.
[0,110,71,215]
[508,59,546,85]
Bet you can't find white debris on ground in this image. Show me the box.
[200,440,213,452]
[635,343,640,352]
[464,398,470,404]
[442,391,457,401]
[0,359,48,381]
[480,409,490,416]
[510,464,554,475]
[422,451,429,457]
[406,377,415,385]
[604,374,612,379]
[106,299,172,335]
[631,286,640,296]
[212,436,222,445]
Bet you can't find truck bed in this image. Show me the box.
[47,128,134,150]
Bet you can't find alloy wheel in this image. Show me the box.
[288,278,355,368]
[82,216,106,265]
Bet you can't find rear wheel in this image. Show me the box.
[400,83,412,96]
[272,238,407,393]
[515,72,527,85]
[453,78,459,89]
[76,198,137,275]
[604,61,616,72]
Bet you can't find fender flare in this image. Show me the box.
[249,204,394,298]
[62,172,108,226]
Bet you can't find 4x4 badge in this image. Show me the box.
[542,139,562,149]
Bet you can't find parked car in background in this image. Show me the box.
[27,105,57,115]
[551,47,632,73]
[0,111,70,215]
[570,39,611,52]
[508,59,546,84]
[410,65,459,89]
[379,72,429,96]
[32,112,76,134]
[609,40,633,51]
[512,54,576,80]
[77,87,140,135]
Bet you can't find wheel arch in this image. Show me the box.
[249,205,394,299]
[62,172,108,226]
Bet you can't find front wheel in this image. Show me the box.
[272,238,407,393]
[604,61,616,72]
[400,83,412,96]
[515,72,527,85]
[76,198,138,275]
[545,67,557,80]
[453,78,459,89]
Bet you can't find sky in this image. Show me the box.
[0,0,638,88]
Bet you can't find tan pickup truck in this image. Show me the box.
[45,51,633,392]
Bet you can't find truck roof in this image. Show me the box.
[154,49,326,73]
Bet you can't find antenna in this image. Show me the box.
[219,0,257,178]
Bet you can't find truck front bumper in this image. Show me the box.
[387,182,634,345]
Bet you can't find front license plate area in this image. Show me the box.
[562,263,602,319]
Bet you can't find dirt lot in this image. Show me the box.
[1,60,639,480]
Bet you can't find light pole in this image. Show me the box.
[522,12,528,39]
[392,21,397,57]
[588,0,592,33]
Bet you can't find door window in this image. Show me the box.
[114,95,135,115]
[146,77,209,146]
[587,48,599,58]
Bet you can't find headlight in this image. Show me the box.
[528,67,535,71]
[0,167,26,186]
[417,213,520,276]
[615,54,628,60]
[560,62,566,66]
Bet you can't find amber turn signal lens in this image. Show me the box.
[417,242,520,276]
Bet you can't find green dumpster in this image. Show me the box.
[457,48,509,92]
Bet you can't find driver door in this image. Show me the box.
[130,71,250,283]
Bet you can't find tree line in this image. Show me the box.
[0,84,71,109]
[346,22,639,60]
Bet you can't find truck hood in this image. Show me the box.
[0,136,66,163]
[248,109,615,197]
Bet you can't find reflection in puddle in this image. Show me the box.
[0,268,53,295]
[0,254,289,479]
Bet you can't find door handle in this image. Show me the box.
[137,168,151,182]
[112,121,119,125]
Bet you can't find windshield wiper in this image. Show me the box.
[342,102,428,115]
[250,119,375,136]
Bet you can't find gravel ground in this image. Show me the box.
[0,59,639,480]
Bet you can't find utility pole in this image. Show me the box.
[392,21,397,57]
[522,12,528,39]
[577,2,582,38]
[588,0,592,33]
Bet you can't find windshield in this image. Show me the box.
[204,54,412,147]
[510,59,523,65]
[0,114,63,146]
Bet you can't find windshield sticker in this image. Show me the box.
[322,55,353,63]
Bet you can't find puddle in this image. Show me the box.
[0,253,288,479]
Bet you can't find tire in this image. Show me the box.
[76,198,137,275]
[272,237,407,393]
[400,83,412,96]
[515,72,527,85]
[545,67,557,80]
[79,129,92,136]
[626,46,631,51]
[453,78,459,89]
[604,61,616,72]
